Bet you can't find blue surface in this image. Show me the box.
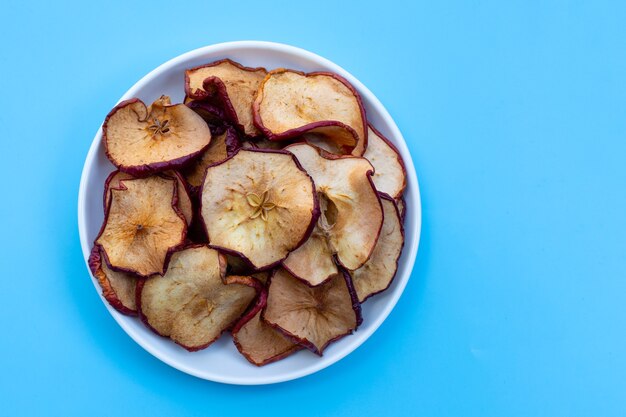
[1,1,625,415]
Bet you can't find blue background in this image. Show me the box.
[1,1,625,416]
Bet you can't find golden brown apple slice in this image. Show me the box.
[363,125,407,199]
[262,268,361,355]
[253,69,367,154]
[200,148,318,269]
[351,195,405,302]
[96,176,186,277]
[285,143,383,271]
[103,96,212,176]
[232,286,300,366]
[182,128,240,189]
[88,245,139,315]
[185,59,267,136]
[103,170,193,225]
[137,245,260,351]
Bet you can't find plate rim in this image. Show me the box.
[77,40,422,385]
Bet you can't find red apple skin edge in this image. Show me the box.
[87,244,139,316]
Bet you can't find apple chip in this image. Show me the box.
[103,96,212,175]
[137,246,260,351]
[200,148,318,269]
[351,195,405,302]
[96,176,186,277]
[282,225,338,286]
[103,170,193,225]
[232,286,300,366]
[88,245,139,315]
[253,69,367,154]
[185,59,267,136]
[182,128,240,188]
[263,268,361,355]
[397,196,406,221]
[363,125,406,199]
[285,143,383,270]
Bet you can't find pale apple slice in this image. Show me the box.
[363,125,406,199]
[282,224,338,286]
[88,245,139,315]
[103,96,212,176]
[232,286,300,366]
[103,170,193,225]
[351,194,405,302]
[262,268,361,355]
[285,143,383,271]
[253,69,367,154]
[96,176,186,277]
[200,148,318,269]
[137,245,260,351]
[185,59,267,136]
[182,128,240,188]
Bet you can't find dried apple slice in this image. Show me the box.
[351,195,405,302]
[263,268,361,355]
[182,128,240,188]
[253,69,367,154]
[185,59,267,136]
[96,176,186,277]
[103,96,212,175]
[137,245,260,351]
[103,171,193,225]
[282,224,338,286]
[396,196,406,221]
[232,286,300,366]
[285,143,383,271]
[88,245,139,315]
[363,125,407,199]
[200,148,318,269]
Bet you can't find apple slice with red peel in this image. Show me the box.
[232,286,300,366]
[396,196,406,221]
[182,128,240,189]
[200,148,318,269]
[103,170,193,225]
[96,175,186,277]
[88,245,139,315]
[351,194,405,302]
[282,224,338,286]
[285,143,383,271]
[363,125,407,199]
[185,59,267,136]
[186,99,228,125]
[262,268,361,355]
[253,69,367,154]
[103,96,212,176]
[137,245,260,351]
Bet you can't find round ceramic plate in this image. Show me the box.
[78,41,421,385]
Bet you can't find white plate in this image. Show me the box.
[77,41,421,385]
